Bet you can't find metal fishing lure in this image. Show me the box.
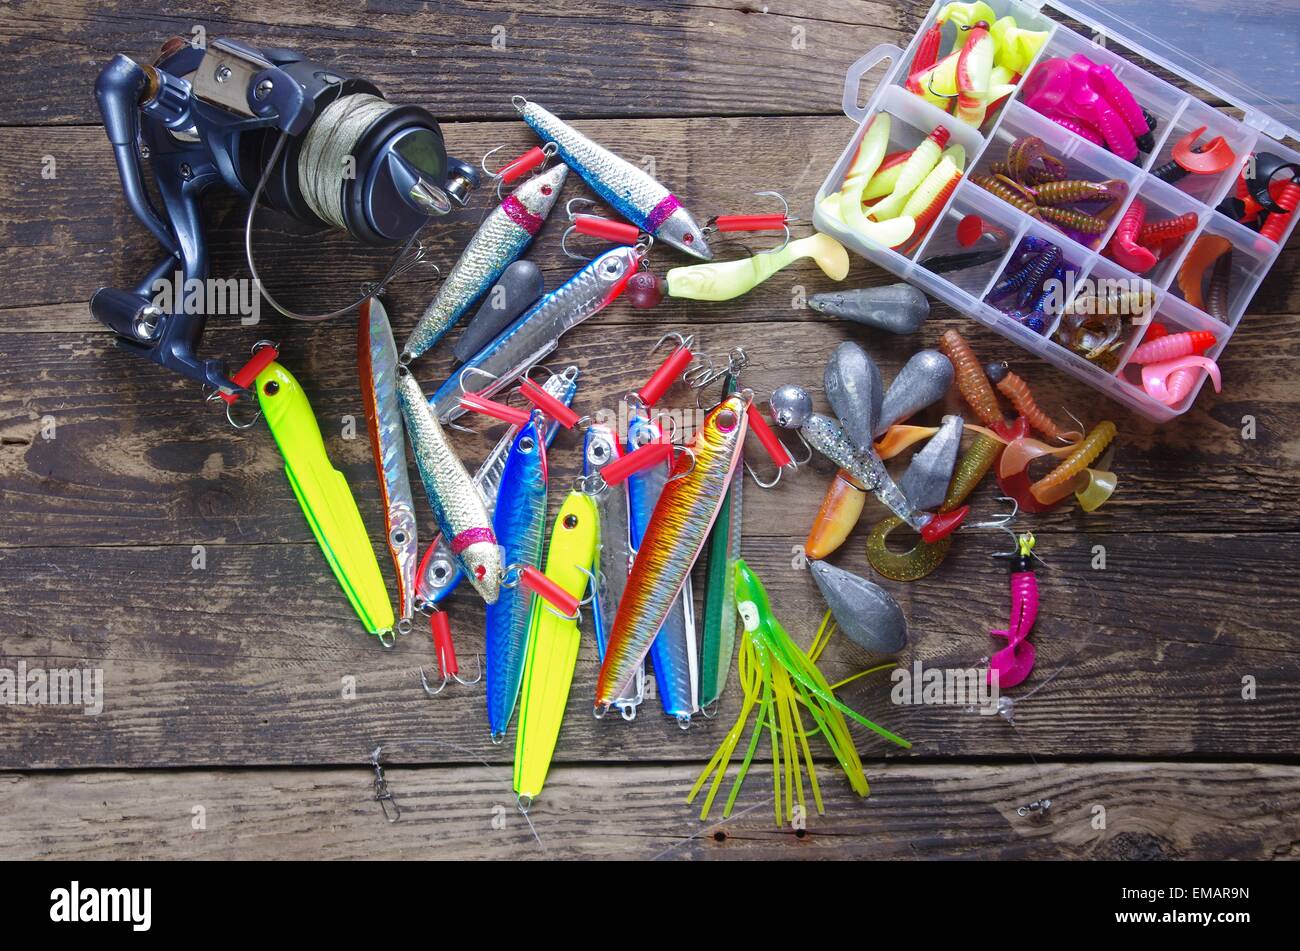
[627,411,699,727]
[515,97,712,260]
[582,423,644,718]
[485,415,550,741]
[358,297,418,635]
[397,370,502,605]
[415,367,578,608]
[513,490,599,805]
[427,246,642,423]
[698,371,744,712]
[255,360,394,641]
[403,163,568,364]
[596,393,751,716]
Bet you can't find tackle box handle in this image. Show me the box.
[842,44,904,124]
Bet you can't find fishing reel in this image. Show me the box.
[91,36,480,394]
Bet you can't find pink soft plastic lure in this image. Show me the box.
[988,532,1039,689]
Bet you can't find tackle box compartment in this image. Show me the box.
[813,0,1300,421]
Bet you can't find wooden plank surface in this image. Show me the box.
[3,761,1298,860]
[1,0,1298,860]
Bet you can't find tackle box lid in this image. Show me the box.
[1040,0,1300,144]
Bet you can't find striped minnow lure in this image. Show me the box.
[515,97,712,261]
[397,370,502,605]
[486,416,549,741]
[415,366,578,609]
[698,371,744,711]
[358,298,418,635]
[627,411,698,728]
[582,423,643,719]
[402,163,568,364]
[255,361,394,642]
[596,393,751,715]
[513,489,599,805]
[427,246,641,423]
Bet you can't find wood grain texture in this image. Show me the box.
[1,0,1299,859]
[0,0,924,126]
[2,530,1297,768]
[2,761,1297,860]
[3,118,1298,312]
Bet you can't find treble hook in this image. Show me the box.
[419,653,483,697]
[652,331,695,356]
[705,190,797,255]
[479,141,558,199]
[561,198,650,260]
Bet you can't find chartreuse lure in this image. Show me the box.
[687,559,908,825]
[513,490,599,806]
[255,361,394,642]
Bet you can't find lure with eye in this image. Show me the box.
[485,416,550,742]
[513,490,599,805]
[415,367,577,609]
[403,163,568,363]
[256,361,394,641]
[427,246,642,423]
[595,394,751,717]
[358,298,418,635]
[688,560,909,825]
[399,370,502,605]
[626,410,700,726]
[699,371,745,712]
[516,98,711,260]
[583,423,643,718]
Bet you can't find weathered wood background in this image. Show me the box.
[1,0,1298,860]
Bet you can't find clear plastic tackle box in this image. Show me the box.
[813,0,1300,421]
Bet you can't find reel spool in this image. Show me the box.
[90,36,479,394]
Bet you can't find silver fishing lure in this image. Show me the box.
[403,163,568,364]
[583,423,643,718]
[427,246,642,422]
[515,97,712,261]
[358,297,419,633]
[415,367,578,608]
[397,370,502,604]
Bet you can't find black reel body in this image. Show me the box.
[91,36,478,393]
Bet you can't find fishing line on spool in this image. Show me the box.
[244,90,434,323]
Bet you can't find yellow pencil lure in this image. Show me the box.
[513,490,600,806]
[255,361,394,642]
